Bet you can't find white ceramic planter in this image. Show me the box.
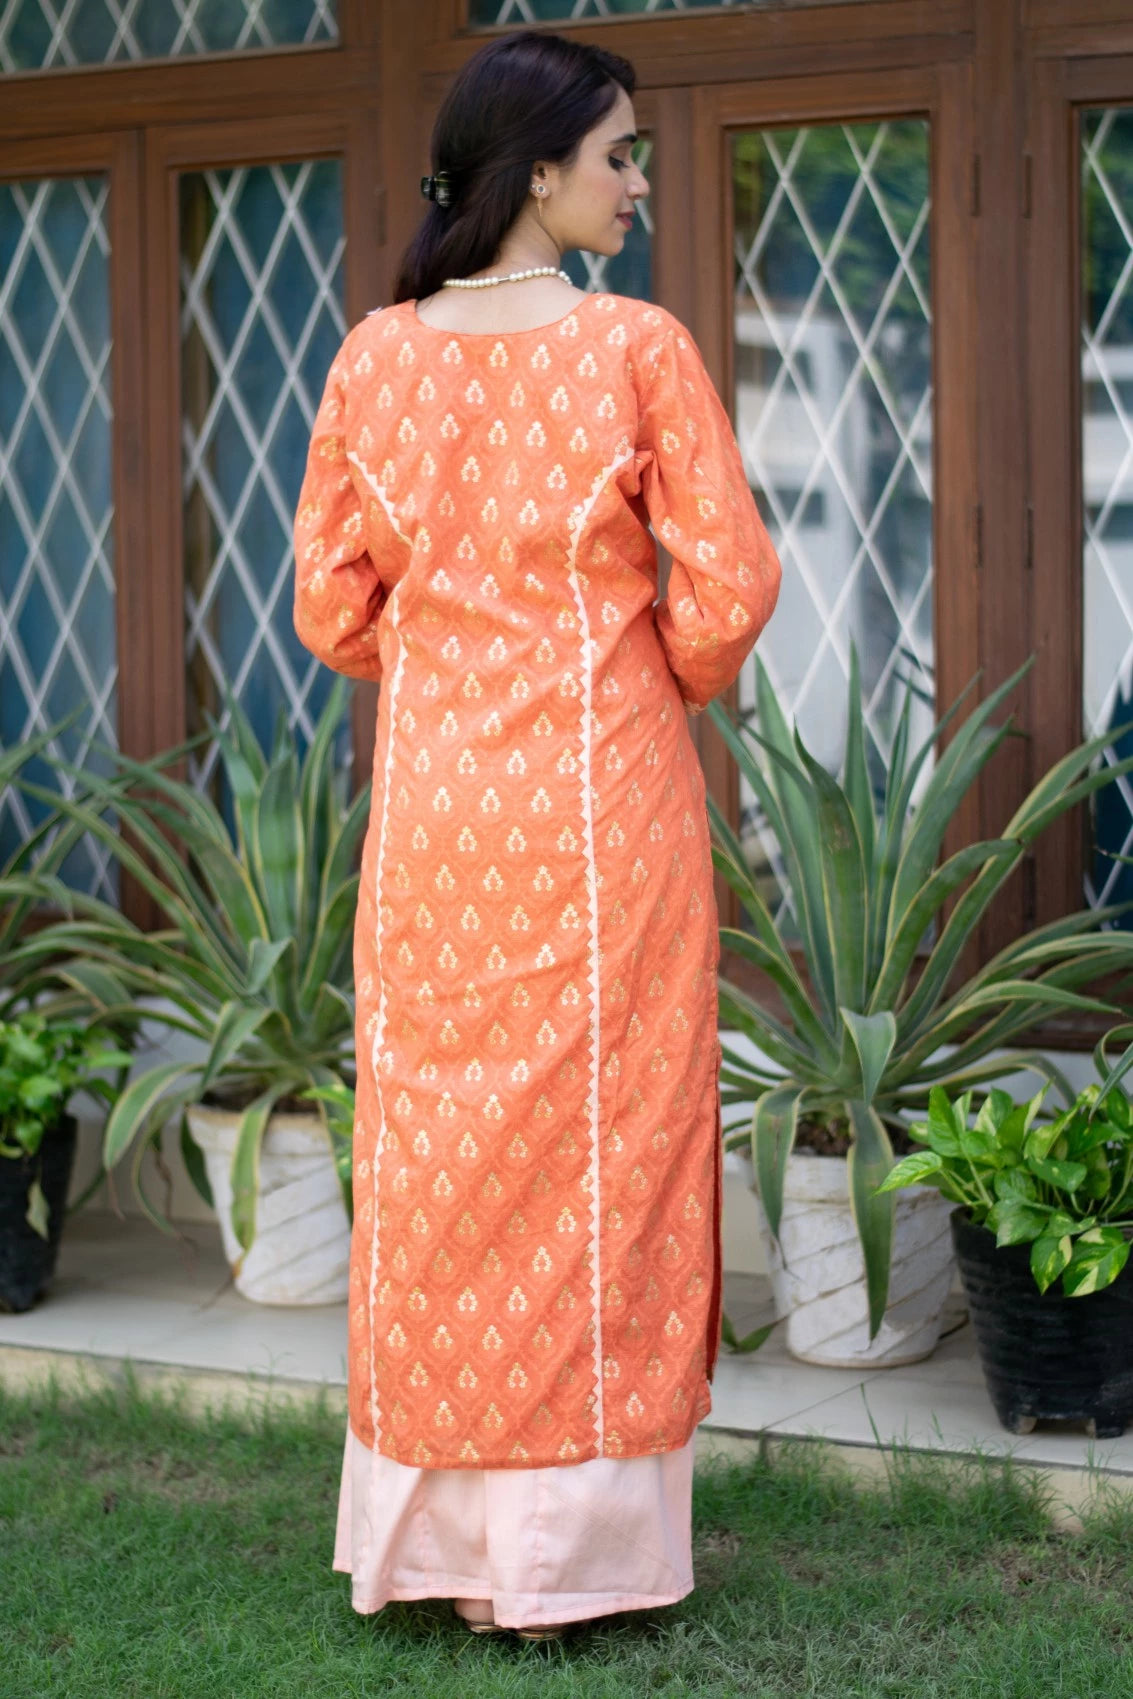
[187,1104,350,1306]
[747,1149,957,1368]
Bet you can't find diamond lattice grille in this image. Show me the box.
[1082,107,1133,930]
[180,158,346,789]
[473,0,733,19]
[0,0,336,70]
[730,121,933,940]
[0,175,117,901]
[470,0,863,22]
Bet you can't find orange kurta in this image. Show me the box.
[293,291,781,1470]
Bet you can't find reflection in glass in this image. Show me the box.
[0,0,336,71]
[563,135,652,301]
[730,121,933,939]
[180,159,346,792]
[1082,107,1133,931]
[469,0,862,22]
[0,175,117,899]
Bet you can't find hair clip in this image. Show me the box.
[420,171,454,208]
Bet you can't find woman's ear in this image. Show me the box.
[533,160,566,197]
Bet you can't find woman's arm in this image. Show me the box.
[293,347,387,682]
[635,311,782,713]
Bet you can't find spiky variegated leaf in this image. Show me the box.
[871,838,1019,1014]
[252,745,303,945]
[843,643,877,881]
[845,1099,895,1338]
[712,667,837,1027]
[1093,1029,1133,1104]
[792,735,868,1011]
[840,1009,897,1107]
[719,928,839,1064]
[885,681,1020,934]
[716,976,815,1076]
[198,1002,272,1100]
[10,687,362,1247]
[180,1112,214,1209]
[871,667,993,972]
[103,1062,202,1168]
[230,1084,290,1252]
[751,1082,809,1245]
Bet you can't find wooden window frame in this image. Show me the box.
[0,130,146,794]
[0,3,389,922]
[1024,33,1133,1051]
[411,0,1133,1051]
[679,64,978,1022]
[140,111,382,783]
[3,0,1133,1048]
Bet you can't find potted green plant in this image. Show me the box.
[0,724,139,1307]
[0,1011,131,1312]
[708,646,1133,1368]
[875,1027,1133,1436]
[23,681,366,1306]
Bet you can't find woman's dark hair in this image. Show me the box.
[393,30,635,303]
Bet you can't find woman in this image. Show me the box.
[293,27,781,1641]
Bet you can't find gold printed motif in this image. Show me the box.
[298,298,772,1467]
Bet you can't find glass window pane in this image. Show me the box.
[469,0,865,23]
[730,120,933,940]
[180,157,347,791]
[563,134,652,300]
[0,0,337,72]
[1082,107,1133,932]
[0,174,117,901]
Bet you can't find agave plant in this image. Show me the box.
[707,646,1133,1342]
[0,718,135,1028]
[16,681,366,1246]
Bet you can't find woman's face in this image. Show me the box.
[535,86,650,259]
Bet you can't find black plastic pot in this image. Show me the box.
[0,1116,78,1314]
[951,1206,1133,1439]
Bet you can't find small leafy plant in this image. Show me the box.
[0,1012,131,1236]
[876,1026,1133,1297]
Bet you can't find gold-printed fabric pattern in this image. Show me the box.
[293,292,781,1469]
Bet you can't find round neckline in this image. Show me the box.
[407,289,605,339]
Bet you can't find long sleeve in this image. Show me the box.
[635,312,781,713]
[293,346,387,682]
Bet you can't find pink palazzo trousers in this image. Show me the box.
[334,1424,697,1628]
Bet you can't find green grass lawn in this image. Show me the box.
[1,1372,1132,1699]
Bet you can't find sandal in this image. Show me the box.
[453,1600,508,1636]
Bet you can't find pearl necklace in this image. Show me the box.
[441,265,572,289]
